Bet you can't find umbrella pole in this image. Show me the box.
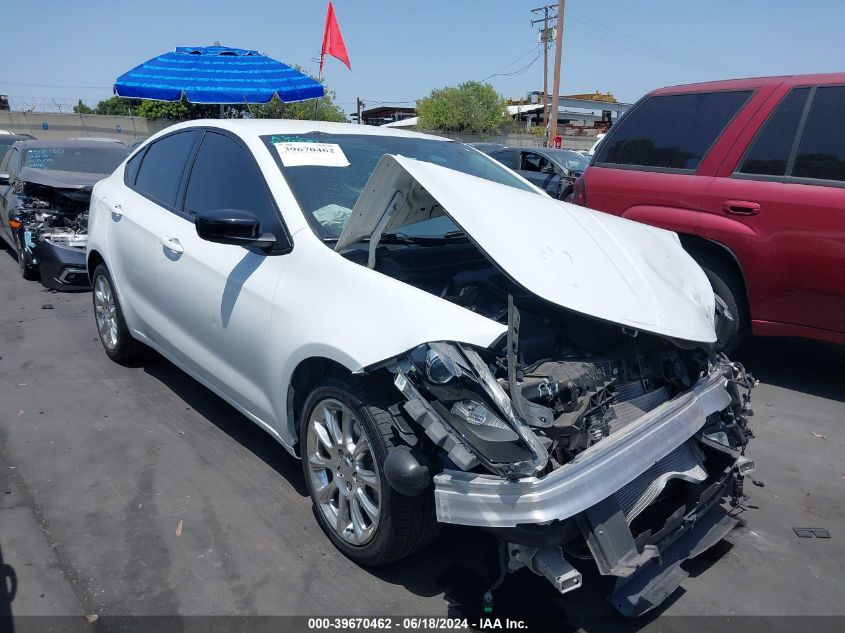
[219,103,225,119]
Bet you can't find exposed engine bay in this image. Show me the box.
[343,239,756,617]
[12,177,92,290]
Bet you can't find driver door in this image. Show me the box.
[155,130,290,423]
[518,151,561,196]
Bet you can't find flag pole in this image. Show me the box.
[314,54,324,120]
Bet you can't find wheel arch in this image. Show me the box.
[286,356,356,456]
[87,249,106,284]
[677,234,747,293]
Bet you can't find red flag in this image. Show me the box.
[320,2,351,74]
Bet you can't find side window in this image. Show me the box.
[489,150,517,169]
[792,86,845,182]
[133,131,199,208]
[124,147,146,186]
[596,90,753,170]
[737,88,810,177]
[184,132,276,221]
[521,152,548,172]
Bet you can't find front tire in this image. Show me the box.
[300,376,438,566]
[91,264,143,364]
[17,240,39,281]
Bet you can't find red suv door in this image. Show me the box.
[588,89,758,234]
[700,83,845,341]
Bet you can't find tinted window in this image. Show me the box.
[489,149,517,169]
[521,152,552,172]
[596,90,752,170]
[738,88,809,177]
[134,131,199,208]
[184,132,275,219]
[124,148,145,186]
[793,86,845,182]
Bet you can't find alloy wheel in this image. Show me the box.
[306,398,382,546]
[93,274,118,351]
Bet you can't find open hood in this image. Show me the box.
[336,155,716,344]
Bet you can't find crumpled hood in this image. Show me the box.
[19,167,107,190]
[336,155,716,344]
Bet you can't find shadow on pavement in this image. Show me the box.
[0,541,17,631]
[141,350,308,497]
[734,336,844,403]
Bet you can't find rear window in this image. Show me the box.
[595,90,753,171]
[133,131,199,209]
[793,86,845,182]
[737,88,810,177]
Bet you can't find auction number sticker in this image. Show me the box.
[274,141,350,167]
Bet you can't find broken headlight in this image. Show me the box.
[395,342,547,477]
[425,346,459,384]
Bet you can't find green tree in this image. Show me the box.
[416,81,509,134]
[93,96,141,116]
[73,100,94,114]
[249,92,346,122]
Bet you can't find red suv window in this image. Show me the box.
[595,90,753,172]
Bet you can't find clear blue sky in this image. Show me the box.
[5,0,845,114]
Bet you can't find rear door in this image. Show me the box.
[587,90,755,232]
[105,130,201,336]
[701,84,845,335]
[153,130,290,422]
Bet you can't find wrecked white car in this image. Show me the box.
[88,121,756,617]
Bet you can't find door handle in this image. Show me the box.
[160,236,184,254]
[722,200,760,216]
[109,202,123,217]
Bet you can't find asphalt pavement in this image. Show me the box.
[0,243,843,632]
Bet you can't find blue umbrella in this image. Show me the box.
[114,45,324,105]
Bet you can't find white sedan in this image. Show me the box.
[87,120,756,617]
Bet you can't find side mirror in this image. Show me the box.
[195,208,276,250]
[0,173,9,186]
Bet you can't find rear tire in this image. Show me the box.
[693,252,748,354]
[91,264,143,364]
[300,375,438,566]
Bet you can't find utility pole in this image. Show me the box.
[549,0,565,142]
[530,4,557,128]
[356,98,365,125]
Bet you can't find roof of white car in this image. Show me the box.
[162,118,450,142]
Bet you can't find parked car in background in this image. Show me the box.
[0,139,129,289]
[467,142,506,154]
[573,73,845,352]
[587,132,605,156]
[87,120,756,617]
[488,146,589,199]
[0,133,33,164]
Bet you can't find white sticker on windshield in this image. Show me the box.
[273,142,350,167]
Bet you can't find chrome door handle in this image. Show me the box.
[160,236,184,254]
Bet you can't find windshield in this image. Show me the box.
[545,149,589,172]
[263,133,537,239]
[24,146,130,174]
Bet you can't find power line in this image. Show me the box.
[0,80,112,90]
[564,8,734,73]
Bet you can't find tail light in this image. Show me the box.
[571,174,587,206]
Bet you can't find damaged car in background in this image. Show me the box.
[0,139,129,289]
[87,122,756,618]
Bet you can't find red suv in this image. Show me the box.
[574,73,845,351]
